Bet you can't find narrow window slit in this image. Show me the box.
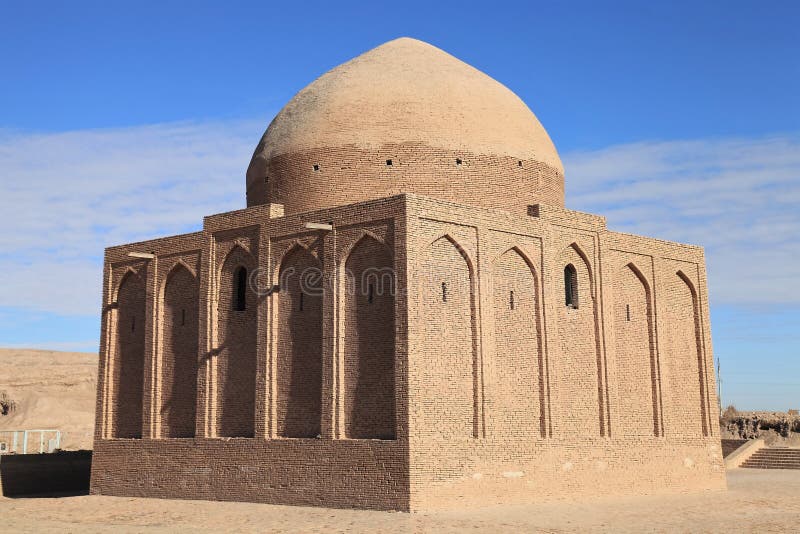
[510,290,515,310]
[564,264,578,308]
[180,308,186,326]
[441,281,448,302]
[626,304,631,322]
[299,292,304,312]
[368,282,374,304]
[234,266,247,311]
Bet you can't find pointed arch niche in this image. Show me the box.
[113,270,146,438]
[554,243,604,438]
[160,263,199,438]
[216,246,257,438]
[276,245,323,438]
[664,271,709,437]
[418,235,479,439]
[343,234,396,440]
[492,247,545,438]
[613,263,661,437]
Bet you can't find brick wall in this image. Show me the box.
[416,233,478,440]
[160,264,199,438]
[343,235,396,439]
[112,269,146,439]
[215,246,257,438]
[248,143,564,216]
[276,245,323,438]
[492,248,544,439]
[613,264,660,436]
[93,193,724,511]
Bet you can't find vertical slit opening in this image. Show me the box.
[234,266,247,311]
[564,264,578,308]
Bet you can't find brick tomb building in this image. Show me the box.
[91,38,726,510]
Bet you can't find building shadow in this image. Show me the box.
[0,450,91,498]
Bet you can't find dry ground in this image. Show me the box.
[0,348,97,450]
[0,469,798,533]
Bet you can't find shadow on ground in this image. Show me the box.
[0,450,91,497]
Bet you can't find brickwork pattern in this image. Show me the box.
[251,144,564,217]
[276,245,323,438]
[417,233,478,440]
[93,193,724,511]
[552,244,603,438]
[613,264,660,436]
[343,235,396,439]
[215,246,257,438]
[492,248,544,438]
[111,269,146,439]
[160,264,199,438]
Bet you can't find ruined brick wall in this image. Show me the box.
[160,264,199,438]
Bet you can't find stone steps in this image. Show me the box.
[741,448,800,470]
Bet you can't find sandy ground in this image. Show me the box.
[0,349,97,450]
[0,469,797,533]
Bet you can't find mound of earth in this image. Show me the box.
[0,348,97,450]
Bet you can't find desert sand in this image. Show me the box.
[0,469,797,532]
[0,348,97,450]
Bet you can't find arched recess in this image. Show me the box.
[160,263,199,438]
[664,271,708,437]
[492,247,545,438]
[216,246,257,438]
[418,235,479,439]
[554,243,604,438]
[113,270,146,438]
[344,234,396,439]
[276,245,323,438]
[613,263,661,437]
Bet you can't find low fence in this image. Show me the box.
[0,430,62,455]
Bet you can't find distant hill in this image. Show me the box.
[0,348,97,450]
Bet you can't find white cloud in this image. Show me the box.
[563,135,800,306]
[1,123,797,317]
[0,119,265,315]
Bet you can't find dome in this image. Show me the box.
[246,37,564,215]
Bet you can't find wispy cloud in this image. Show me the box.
[1,123,798,319]
[0,119,264,315]
[563,135,800,306]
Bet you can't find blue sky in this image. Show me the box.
[0,0,798,410]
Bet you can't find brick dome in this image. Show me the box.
[246,37,564,215]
